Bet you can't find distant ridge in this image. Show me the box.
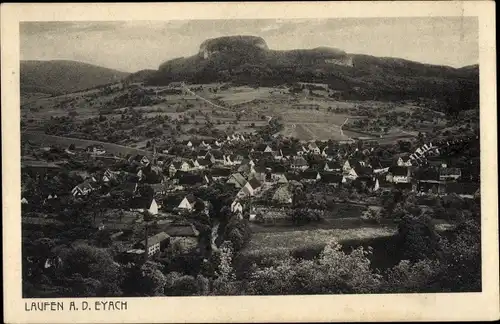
[145,35,478,110]
[21,60,130,95]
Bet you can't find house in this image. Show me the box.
[87,144,106,155]
[231,199,244,214]
[195,158,212,169]
[71,181,96,197]
[156,156,169,166]
[253,143,273,153]
[130,196,159,215]
[240,158,255,167]
[230,154,245,165]
[273,149,284,160]
[386,166,411,184]
[150,183,168,195]
[353,176,378,192]
[343,159,359,173]
[237,163,255,176]
[250,166,268,183]
[272,185,293,204]
[227,173,247,188]
[223,154,243,166]
[169,160,192,176]
[207,150,225,164]
[285,172,301,182]
[439,168,461,181]
[297,145,309,156]
[201,140,214,150]
[111,181,138,197]
[136,232,170,257]
[138,165,163,184]
[300,170,321,183]
[308,142,321,155]
[323,146,339,160]
[270,165,288,183]
[164,223,199,237]
[129,154,150,167]
[444,183,480,199]
[272,173,288,184]
[21,197,29,204]
[263,150,280,160]
[210,168,232,181]
[397,155,413,167]
[196,149,209,159]
[324,161,342,172]
[291,156,309,170]
[371,159,392,174]
[175,172,208,186]
[237,178,262,198]
[184,140,193,148]
[177,195,197,211]
[320,172,344,187]
[280,147,297,160]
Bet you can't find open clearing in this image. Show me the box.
[241,227,398,258]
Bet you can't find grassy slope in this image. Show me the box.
[22,131,151,156]
[21,60,130,95]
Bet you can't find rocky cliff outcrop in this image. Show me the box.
[198,36,268,59]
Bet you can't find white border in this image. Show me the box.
[2,2,498,323]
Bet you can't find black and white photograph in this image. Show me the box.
[2,2,498,323]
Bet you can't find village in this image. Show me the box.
[21,120,480,271]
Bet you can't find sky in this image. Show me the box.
[20,17,479,73]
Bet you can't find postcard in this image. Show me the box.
[2,1,498,323]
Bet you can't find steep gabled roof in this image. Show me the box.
[197,158,212,166]
[210,150,225,159]
[176,172,205,185]
[325,161,342,169]
[197,149,208,156]
[129,195,155,210]
[210,168,232,177]
[171,160,187,169]
[248,177,262,190]
[139,232,169,247]
[280,146,297,156]
[229,173,247,187]
[300,170,320,179]
[272,164,287,173]
[320,172,343,183]
[292,156,308,166]
[354,165,374,176]
[388,166,409,176]
[164,224,197,237]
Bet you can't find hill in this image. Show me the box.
[124,69,157,84]
[146,35,479,113]
[20,60,130,95]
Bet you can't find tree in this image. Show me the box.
[122,262,166,296]
[212,241,239,295]
[164,272,210,296]
[60,244,123,297]
[397,212,441,262]
[247,240,382,295]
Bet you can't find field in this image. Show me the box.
[215,86,276,106]
[241,227,398,259]
[21,82,437,145]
